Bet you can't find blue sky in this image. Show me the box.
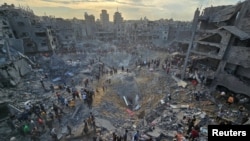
[3,0,240,21]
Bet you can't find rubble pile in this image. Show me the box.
[0,41,249,141]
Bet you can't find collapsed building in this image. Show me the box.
[0,3,59,87]
[0,10,32,87]
[0,3,57,55]
[181,1,250,101]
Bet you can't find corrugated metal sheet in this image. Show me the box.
[219,26,250,40]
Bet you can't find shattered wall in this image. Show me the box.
[226,46,250,67]
[0,58,31,87]
[216,73,250,97]
[236,66,250,79]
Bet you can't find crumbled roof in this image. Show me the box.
[209,4,241,23]
[219,26,250,40]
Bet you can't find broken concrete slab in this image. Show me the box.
[151,117,161,125]
[170,104,190,109]
[172,75,187,88]
[95,117,116,131]
[71,103,82,119]
[146,127,163,137]
[180,105,189,109]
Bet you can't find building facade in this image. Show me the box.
[100,10,110,30]
[183,0,250,98]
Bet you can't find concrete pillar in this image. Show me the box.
[181,8,200,80]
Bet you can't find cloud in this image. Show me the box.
[41,0,72,4]
[3,0,240,20]
[33,6,92,19]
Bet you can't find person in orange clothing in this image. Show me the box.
[174,131,186,141]
[227,95,234,105]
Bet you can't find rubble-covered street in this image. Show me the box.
[1,41,249,141]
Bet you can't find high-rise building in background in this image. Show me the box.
[84,12,96,39]
[113,10,123,25]
[100,10,109,29]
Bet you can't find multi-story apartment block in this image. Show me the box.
[100,10,110,30]
[84,12,97,39]
[0,4,57,55]
[183,0,250,98]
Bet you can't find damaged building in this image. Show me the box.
[0,10,33,87]
[182,1,250,100]
[0,3,57,55]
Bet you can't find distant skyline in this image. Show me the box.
[3,0,240,21]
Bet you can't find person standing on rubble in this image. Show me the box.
[189,127,199,141]
[37,117,45,131]
[87,90,94,109]
[81,88,87,103]
[52,103,59,117]
[82,120,89,135]
[187,117,195,135]
[46,118,53,131]
[40,79,45,90]
[50,84,54,93]
[30,127,40,141]
[112,132,117,141]
[133,130,140,141]
[39,103,46,114]
[55,92,61,103]
[66,125,72,136]
[84,78,89,87]
[66,86,71,94]
[123,129,128,141]
[71,79,75,87]
[64,98,69,107]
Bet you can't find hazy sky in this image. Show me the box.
[3,0,240,21]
